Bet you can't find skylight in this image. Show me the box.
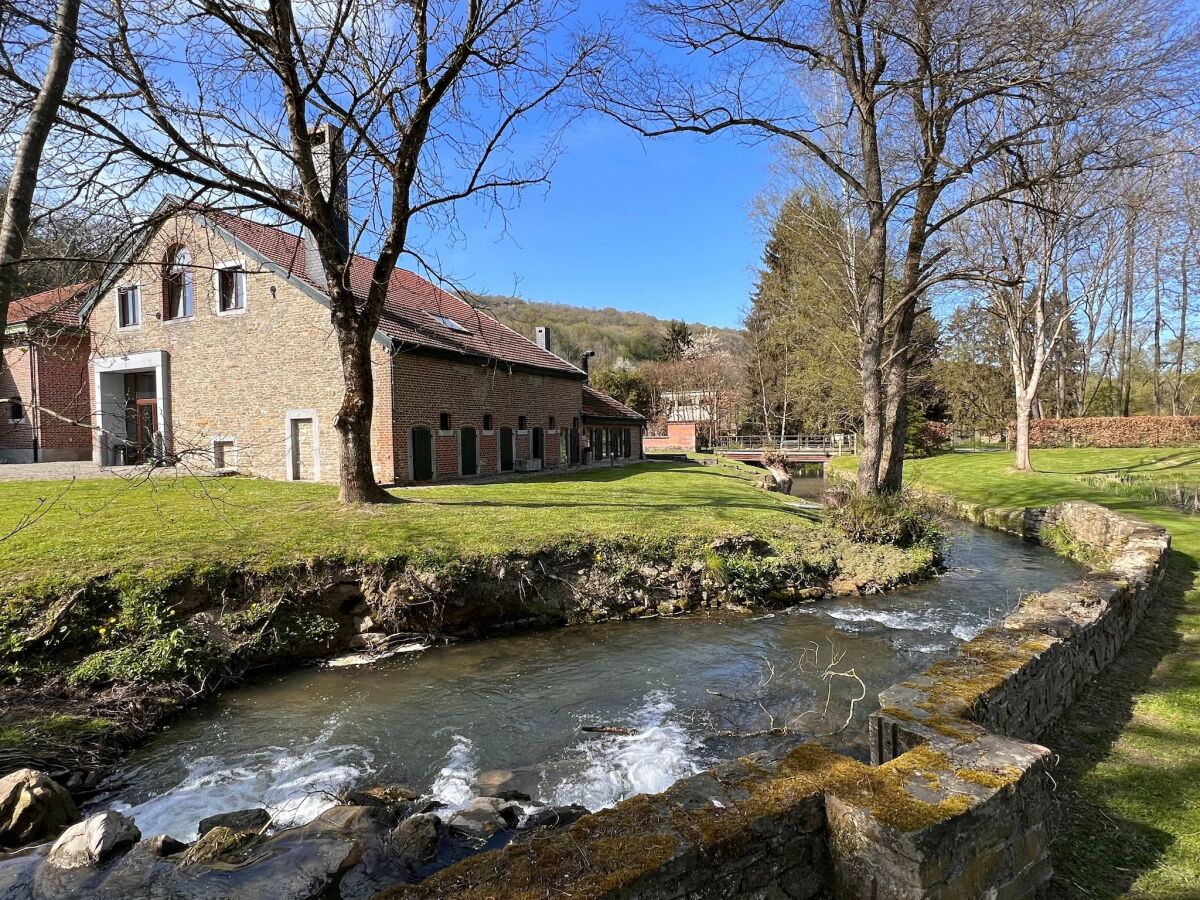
[427,312,470,334]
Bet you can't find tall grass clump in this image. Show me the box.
[827,487,944,550]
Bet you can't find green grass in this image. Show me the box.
[833,449,1200,898]
[0,461,828,600]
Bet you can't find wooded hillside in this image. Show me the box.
[471,293,743,370]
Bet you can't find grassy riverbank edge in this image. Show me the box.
[1,461,939,791]
[833,450,1200,897]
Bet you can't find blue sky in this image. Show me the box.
[413,118,775,330]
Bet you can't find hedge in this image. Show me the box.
[1009,416,1200,448]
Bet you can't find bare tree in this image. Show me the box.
[50,0,608,502]
[0,0,82,367]
[607,0,1195,493]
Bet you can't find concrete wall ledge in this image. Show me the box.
[384,498,1170,900]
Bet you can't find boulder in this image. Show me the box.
[447,797,521,838]
[197,807,270,837]
[389,812,442,867]
[46,810,140,869]
[178,824,260,866]
[522,804,590,831]
[0,769,80,849]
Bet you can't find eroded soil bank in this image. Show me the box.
[1,524,937,790]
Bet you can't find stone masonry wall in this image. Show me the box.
[386,498,1170,900]
[89,213,394,483]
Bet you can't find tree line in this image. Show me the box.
[3,0,1198,501]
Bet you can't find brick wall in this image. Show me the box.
[0,333,91,462]
[644,420,698,453]
[88,213,394,482]
[0,344,35,461]
[389,352,583,482]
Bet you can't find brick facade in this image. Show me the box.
[389,352,582,483]
[1,332,93,463]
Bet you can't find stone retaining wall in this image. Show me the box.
[384,498,1170,900]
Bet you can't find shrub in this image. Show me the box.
[1012,415,1200,448]
[827,488,943,549]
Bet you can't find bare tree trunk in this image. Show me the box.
[1176,241,1190,414]
[1153,241,1162,413]
[333,311,391,504]
[856,216,887,494]
[1014,395,1034,471]
[1120,214,1136,415]
[0,0,81,370]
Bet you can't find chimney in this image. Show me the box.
[535,326,550,351]
[581,350,596,383]
[304,123,349,284]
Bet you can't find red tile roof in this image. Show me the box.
[582,384,645,421]
[8,282,92,328]
[207,211,583,377]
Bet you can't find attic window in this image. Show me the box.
[427,312,470,334]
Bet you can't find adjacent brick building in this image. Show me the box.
[0,283,93,463]
[61,204,643,484]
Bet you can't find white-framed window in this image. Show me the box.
[212,437,238,471]
[163,245,194,320]
[215,261,247,314]
[8,397,25,423]
[117,284,141,329]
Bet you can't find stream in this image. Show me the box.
[91,518,1080,842]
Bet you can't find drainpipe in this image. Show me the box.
[28,340,39,462]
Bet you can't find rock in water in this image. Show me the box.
[197,807,270,837]
[447,797,521,837]
[0,769,80,849]
[522,804,590,831]
[46,810,140,869]
[390,813,441,866]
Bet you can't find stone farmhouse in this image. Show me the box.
[2,206,644,483]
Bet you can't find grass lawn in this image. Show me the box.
[0,460,823,599]
[839,449,1199,898]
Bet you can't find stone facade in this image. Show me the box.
[386,499,1170,900]
[83,211,620,485]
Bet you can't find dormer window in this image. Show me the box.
[427,312,469,334]
[163,245,193,320]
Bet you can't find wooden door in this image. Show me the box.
[532,427,544,461]
[499,427,514,471]
[133,399,157,462]
[411,427,434,481]
[460,427,478,476]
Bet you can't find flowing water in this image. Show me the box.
[94,521,1079,841]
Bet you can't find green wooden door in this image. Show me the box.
[411,427,433,481]
[461,427,478,476]
[500,427,514,471]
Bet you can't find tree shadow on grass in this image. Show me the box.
[1037,449,1200,477]
[1043,549,1196,899]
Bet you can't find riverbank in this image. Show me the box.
[1,461,939,789]
[834,449,1200,897]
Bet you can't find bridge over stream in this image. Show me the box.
[712,434,857,464]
